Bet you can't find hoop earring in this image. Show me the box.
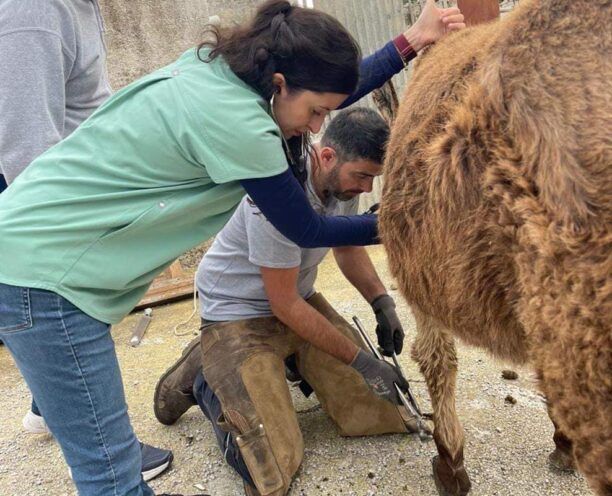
[269,93,276,120]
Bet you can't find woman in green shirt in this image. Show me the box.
[0,1,464,494]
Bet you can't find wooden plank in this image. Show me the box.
[163,260,185,279]
[135,276,194,310]
[457,0,500,26]
[164,260,185,279]
[135,259,192,311]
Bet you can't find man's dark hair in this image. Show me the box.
[321,107,389,165]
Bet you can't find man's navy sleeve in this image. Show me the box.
[340,41,405,109]
[241,170,379,248]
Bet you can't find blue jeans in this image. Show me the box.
[0,283,153,496]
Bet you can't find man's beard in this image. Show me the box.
[333,190,358,201]
[323,166,355,202]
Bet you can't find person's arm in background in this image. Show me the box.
[333,246,387,303]
[243,196,360,362]
[261,264,408,404]
[333,246,405,356]
[0,28,72,183]
[262,265,360,364]
[340,0,466,108]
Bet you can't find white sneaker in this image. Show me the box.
[22,410,50,434]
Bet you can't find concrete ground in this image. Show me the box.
[0,246,593,496]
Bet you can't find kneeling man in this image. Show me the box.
[154,108,415,496]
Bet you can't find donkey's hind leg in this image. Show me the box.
[411,307,471,496]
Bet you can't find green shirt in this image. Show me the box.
[0,48,288,324]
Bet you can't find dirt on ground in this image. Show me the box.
[0,246,593,496]
[178,240,213,270]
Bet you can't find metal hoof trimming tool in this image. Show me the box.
[352,315,432,441]
[130,308,153,347]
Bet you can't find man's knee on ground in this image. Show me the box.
[237,352,304,494]
[235,421,294,495]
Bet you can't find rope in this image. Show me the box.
[173,276,199,336]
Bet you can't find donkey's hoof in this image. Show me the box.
[432,455,471,496]
[548,447,576,472]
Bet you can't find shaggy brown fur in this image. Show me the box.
[379,0,611,495]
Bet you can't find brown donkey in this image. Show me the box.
[379,0,611,494]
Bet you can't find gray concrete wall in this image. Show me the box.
[315,0,409,103]
[98,0,267,88]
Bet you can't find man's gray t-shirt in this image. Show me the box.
[197,163,359,321]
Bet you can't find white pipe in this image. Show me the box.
[296,0,314,8]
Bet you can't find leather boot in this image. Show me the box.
[154,337,201,425]
[243,482,261,496]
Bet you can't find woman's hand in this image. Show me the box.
[404,0,466,52]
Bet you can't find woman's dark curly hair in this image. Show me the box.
[198,0,361,185]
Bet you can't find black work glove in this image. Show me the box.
[350,349,409,405]
[371,294,405,356]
